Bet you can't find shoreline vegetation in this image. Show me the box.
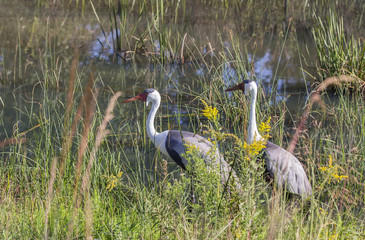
[0,0,364,239]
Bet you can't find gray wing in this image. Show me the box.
[264,141,312,197]
[166,130,241,190]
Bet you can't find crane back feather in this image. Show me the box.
[263,141,312,197]
[165,130,241,190]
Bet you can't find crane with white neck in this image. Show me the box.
[225,80,312,198]
[123,88,241,189]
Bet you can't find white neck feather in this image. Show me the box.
[146,93,170,156]
[147,97,160,141]
[247,84,262,144]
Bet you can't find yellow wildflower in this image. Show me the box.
[105,172,123,191]
[242,139,267,156]
[319,155,348,182]
[259,117,271,134]
[319,207,328,215]
[185,143,198,154]
[201,99,219,122]
[319,166,327,172]
[328,154,333,167]
[329,234,338,240]
[331,173,348,182]
[203,129,226,142]
[236,119,271,159]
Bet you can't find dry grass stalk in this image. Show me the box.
[0,137,26,148]
[68,91,120,239]
[267,189,287,240]
[59,71,95,178]
[80,91,122,195]
[65,46,79,126]
[44,157,58,240]
[180,33,187,64]
[0,120,49,149]
[67,73,98,239]
[74,72,98,191]
[287,75,358,153]
[84,191,93,240]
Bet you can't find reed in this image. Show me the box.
[312,11,365,83]
[82,0,365,66]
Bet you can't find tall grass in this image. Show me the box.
[0,0,365,239]
[1,51,364,239]
[86,0,364,65]
[312,11,365,83]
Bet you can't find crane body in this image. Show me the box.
[123,88,240,189]
[225,80,312,198]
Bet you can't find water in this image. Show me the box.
[0,1,362,146]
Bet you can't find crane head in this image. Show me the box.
[122,92,148,103]
[225,80,252,92]
[122,89,157,105]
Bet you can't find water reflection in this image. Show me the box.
[0,0,355,146]
[0,35,315,139]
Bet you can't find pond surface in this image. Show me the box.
[0,0,363,151]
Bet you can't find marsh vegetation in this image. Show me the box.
[0,0,364,239]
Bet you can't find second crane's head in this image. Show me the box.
[122,88,160,106]
[225,80,256,96]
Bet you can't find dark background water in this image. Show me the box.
[0,0,363,140]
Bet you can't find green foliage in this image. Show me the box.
[1,0,365,239]
[312,10,365,82]
[1,59,365,239]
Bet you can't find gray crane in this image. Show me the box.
[123,88,241,190]
[225,80,312,198]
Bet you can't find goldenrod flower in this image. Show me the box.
[319,207,328,215]
[234,119,271,159]
[185,143,199,154]
[328,154,333,167]
[241,139,267,156]
[331,173,348,182]
[201,99,219,122]
[105,172,123,191]
[329,234,339,240]
[319,155,348,182]
[319,166,327,172]
[259,117,271,134]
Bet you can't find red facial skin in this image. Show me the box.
[225,83,245,92]
[122,92,148,103]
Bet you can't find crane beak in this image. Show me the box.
[225,83,245,92]
[122,93,147,103]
